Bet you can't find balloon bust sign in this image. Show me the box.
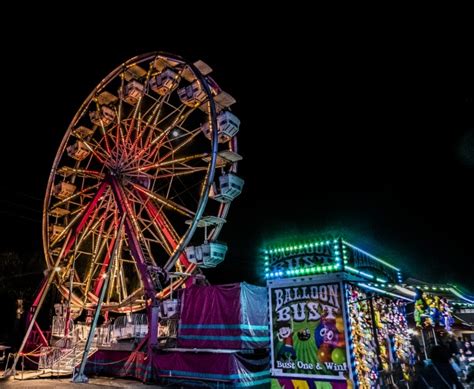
[263,236,414,389]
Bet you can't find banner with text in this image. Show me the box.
[270,282,348,379]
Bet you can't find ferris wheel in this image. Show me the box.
[43,52,243,315]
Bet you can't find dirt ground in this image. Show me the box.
[0,375,171,388]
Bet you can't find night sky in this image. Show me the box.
[0,17,473,304]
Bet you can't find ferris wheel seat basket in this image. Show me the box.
[53,181,76,199]
[201,110,240,143]
[72,126,94,138]
[89,106,116,127]
[178,81,208,107]
[185,241,228,268]
[120,80,145,105]
[159,299,180,319]
[149,68,180,96]
[66,141,90,161]
[210,173,244,203]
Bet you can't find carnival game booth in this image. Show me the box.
[362,279,474,358]
[263,237,414,388]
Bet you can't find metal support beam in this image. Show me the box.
[72,214,126,383]
[5,243,70,376]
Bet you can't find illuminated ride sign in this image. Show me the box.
[263,238,402,284]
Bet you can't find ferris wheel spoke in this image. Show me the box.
[114,73,127,165]
[144,93,169,129]
[63,168,105,180]
[148,105,198,156]
[126,118,153,167]
[93,137,116,164]
[50,183,102,210]
[109,238,130,303]
[81,214,119,306]
[125,190,169,251]
[80,191,116,247]
[92,210,120,297]
[135,96,169,158]
[126,126,202,176]
[129,61,154,122]
[73,136,110,165]
[52,181,109,261]
[51,189,112,272]
[92,98,114,157]
[132,206,174,255]
[129,181,194,218]
[118,253,129,300]
[50,206,87,247]
[109,177,161,298]
[156,128,202,165]
[81,201,117,302]
[154,167,210,181]
[124,103,193,169]
[124,152,208,175]
[135,190,190,269]
[152,103,187,136]
[123,64,154,153]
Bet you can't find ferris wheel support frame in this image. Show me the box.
[6,245,70,376]
[10,52,237,382]
[7,180,110,375]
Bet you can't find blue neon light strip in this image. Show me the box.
[235,378,272,387]
[180,324,269,330]
[358,283,412,301]
[179,335,270,341]
[449,287,474,304]
[159,369,270,381]
[343,241,400,271]
[345,265,374,279]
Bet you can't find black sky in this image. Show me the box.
[0,15,473,293]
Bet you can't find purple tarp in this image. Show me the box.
[177,282,269,349]
[153,350,270,387]
[86,349,269,386]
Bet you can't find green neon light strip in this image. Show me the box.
[342,241,400,271]
[358,283,412,301]
[263,239,335,256]
[265,263,343,279]
[409,285,450,291]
